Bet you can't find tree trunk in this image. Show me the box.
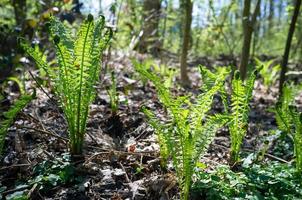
[136,0,161,56]
[180,0,193,87]
[239,0,261,80]
[11,0,26,26]
[268,0,274,32]
[279,0,301,96]
[278,0,283,26]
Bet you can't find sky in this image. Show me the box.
[79,0,287,28]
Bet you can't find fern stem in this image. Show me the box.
[75,20,93,154]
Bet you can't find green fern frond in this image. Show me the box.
[107,71,119,114]
[194,114,229,161]
[229,70,257,163]
[21,15,111,155]
[142,107,169,165]
[0,92,35,154]
[274,85,294,133]
[275,85,302,173]
[136,65,228,200]
[255,58,280,87]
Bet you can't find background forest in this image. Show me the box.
[0,0,302,200]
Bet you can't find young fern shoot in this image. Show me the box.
[0,92,35,155]
[274,85,302,173]
[107,71,119,115]
[136,64,229,200]
[20,15,112,155]
[229,70,257,164]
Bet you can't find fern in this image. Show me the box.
[0,92,35,155]
[132,58,178,89]
[142,107,170,166]
[199,65,230,114]
[136,64,228,200]
[229,70,257,163]
[20,15,112,155]
[255,58,280,87]
[274,85,302,173]
[107,71,119,115]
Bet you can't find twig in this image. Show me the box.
[28,70,54,104]
[118,162,131,183]
[2,185,30,196]
[43,150,66,165]
[17,125,68,143]
[0,163,31,171]
[243,148,289,163]
[214,143,289,163]
[19,112,40,124]
[27,183,38,199]
[84,151,109,165]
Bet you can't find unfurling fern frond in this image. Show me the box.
[20,14,111,155]
[0,92,35,155]
[199,65,230,114]
[136,64,228,200]
[107,71,119,115]
[229,70,257,163]
[255,58,280,87]
[274,85,302,173]
[142,107,170,166]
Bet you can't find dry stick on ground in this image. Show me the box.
[243,148,289,164]
[214,143,289,164]
[18,112,158,165]
[18,122,288,165]
[118,161,131,183]
[2,185,31,196]
[0,163,31,171]
[17,125,68,143]
[19,124,157,157]
[28,70,55,104]
[28,70,65,119]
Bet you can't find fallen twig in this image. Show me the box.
[17,125,68,143]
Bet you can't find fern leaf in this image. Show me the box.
[194,114,229,160]
[0,92,35,154]
[229,70,256,162]
[19,38,53,78]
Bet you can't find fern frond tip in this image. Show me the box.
[87,14,94,22]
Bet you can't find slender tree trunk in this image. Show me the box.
[180,0,193,87]
[279,0,301,96]
[278,0,283,26]
[136,0,161,56]
[239,0,261,80]
[252,9,261,58]
[11,0,26,26]
[268,0,274,32]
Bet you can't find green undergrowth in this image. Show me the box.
[20,14,112,155]
[0,92,35,155]
[1,153,79,200]
[192,162,302,200]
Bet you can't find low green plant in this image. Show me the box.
[192,162,302,200]
[20,14,112,155]
[274,85,302,173]
[132,58,178,89]
[0,92,35,155]
[255,58,280,87]
[228,70,257,163]
[5,76,25,95]
[107,71,119,115]
[1,153,76,200]
[30,153,76,188]
[136,64,229,200]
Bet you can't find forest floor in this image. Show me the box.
[1,52,302,200]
